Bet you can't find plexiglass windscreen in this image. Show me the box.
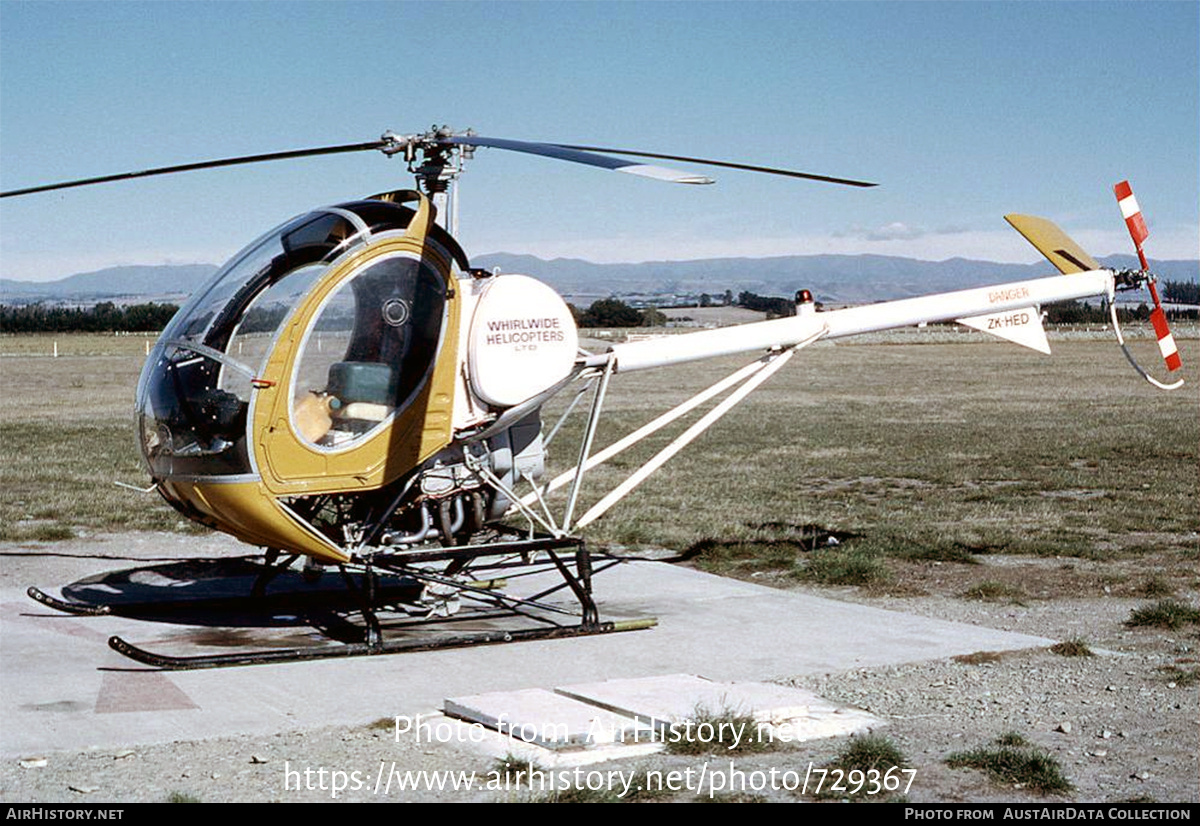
[135,199,452,480]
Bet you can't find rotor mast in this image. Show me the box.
[380,126,474,237]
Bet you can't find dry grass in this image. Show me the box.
[954,650,1005,665]
[0,342,200,539]
[946,740,1073,796]
[1125,599,1200,630]
[663,704,776,756]
[659,306,768,326]
[1156,665,1200,686]
[796,547,890,586]
[1,336,1196,566]
[0,332,158,358]
[1049,639,1095,657]
[551,340,1197,567]
[1140,575,1177,597]
[806,733,911,801]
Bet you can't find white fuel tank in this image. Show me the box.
[467,274,579,408]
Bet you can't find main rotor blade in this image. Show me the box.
[0,140,389,198]
[439,135,715,185]
[554,144,878,188]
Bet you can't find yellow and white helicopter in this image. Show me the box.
[3,127,1183,667]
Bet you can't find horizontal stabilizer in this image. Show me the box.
[956,305,1050,354]
[1004,214,1100,275]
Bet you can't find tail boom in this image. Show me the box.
[607,270,1114,372]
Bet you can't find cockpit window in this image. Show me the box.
[291,254,446,448]
[135,198,457,481]
[217,263,325,402]
[174,211,363,352]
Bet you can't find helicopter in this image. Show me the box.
[3,126,1184,668]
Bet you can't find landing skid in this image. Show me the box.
[108,619,653,670]
[29,535,655,669]
[27,586,112,616]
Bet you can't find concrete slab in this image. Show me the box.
[408,713,663,767]
[557,673,826,722]
[555,673,883,744]
[445,687,648,749]
[0,537,1053,758]
[446,674,884,765]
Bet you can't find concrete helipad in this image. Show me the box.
[0,535,1053,758]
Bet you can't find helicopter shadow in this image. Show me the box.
[52,557,423,644]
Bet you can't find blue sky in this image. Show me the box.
[1,1,1197,282]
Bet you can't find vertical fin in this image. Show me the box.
[1004,214,1101,274]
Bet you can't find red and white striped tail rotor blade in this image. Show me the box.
[1113,180,1181,373]
[1149,306,1183,372]
[1114,180,1150,269]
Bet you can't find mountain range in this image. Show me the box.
[2,253,1196,306]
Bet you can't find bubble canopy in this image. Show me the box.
[135,198,463,483]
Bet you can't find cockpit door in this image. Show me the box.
[252,193,461,495]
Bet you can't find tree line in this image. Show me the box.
[0,302,179,333]
[1161,279,1199,305]
[567,299,667,328]
[568,292,795,328]
[1043,300,1197,324]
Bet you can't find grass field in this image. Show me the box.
[0,336,187,540]
[554,336,1197,555]
[1,332,1196,584]
[660,306,767,326]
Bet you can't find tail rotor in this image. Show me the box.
[1114,181,1183,374]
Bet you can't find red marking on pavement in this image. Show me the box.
[1,601,110,642]
[95,670,200,714]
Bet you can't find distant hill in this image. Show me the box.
[0,264,217,303]
[2,254,1195,306]
[472,252,1199,304]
